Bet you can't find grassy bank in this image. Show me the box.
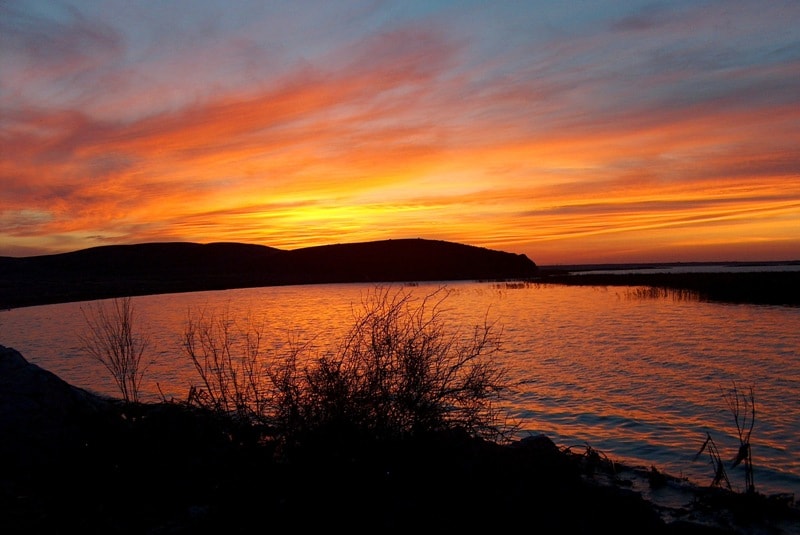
[535,270,800,306]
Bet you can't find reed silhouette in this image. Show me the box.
[694,383,756,494]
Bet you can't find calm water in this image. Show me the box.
[1,281,798,499]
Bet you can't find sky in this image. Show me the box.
[1,0,799,265]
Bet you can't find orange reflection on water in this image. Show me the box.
[1,282,798,496]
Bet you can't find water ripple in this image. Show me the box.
[1,281,798,497]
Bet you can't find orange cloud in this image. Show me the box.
[2,2,798,264]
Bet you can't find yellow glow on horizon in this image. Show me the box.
[2,8,799,264]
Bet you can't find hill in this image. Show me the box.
[0,239,537,309]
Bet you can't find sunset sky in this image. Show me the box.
[1,1,798,265]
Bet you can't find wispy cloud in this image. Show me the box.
[1,0,798,263]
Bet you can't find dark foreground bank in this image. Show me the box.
[2,346,798,534]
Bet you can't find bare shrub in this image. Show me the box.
[300,286,513,442]
[181,286,515,445]
[260,334,313,440]
[182,305,271,422]
[79,296,151,403]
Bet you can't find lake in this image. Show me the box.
[1,280,798,499]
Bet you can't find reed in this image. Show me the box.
[694,432,732,490]
[624,286,700,301]
[694,382,756,493]
[724,382,756,494]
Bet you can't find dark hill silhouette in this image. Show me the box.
[281,239,535,284]
[0,239,537,309]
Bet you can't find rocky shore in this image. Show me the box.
[2,345,798,534]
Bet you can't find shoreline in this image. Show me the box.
[4,269,800,310]
[533,269,800,307]
[3,240,797,310]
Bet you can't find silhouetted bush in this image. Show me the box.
[79,296,152,403]
[183,304,272,422]
[183,286,515,451]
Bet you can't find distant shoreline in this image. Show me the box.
[540,260,800,274]
[2,239,798,309]
[534,268,800,307]
[3,269,799,310]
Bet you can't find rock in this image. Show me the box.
[0,345,109,471]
